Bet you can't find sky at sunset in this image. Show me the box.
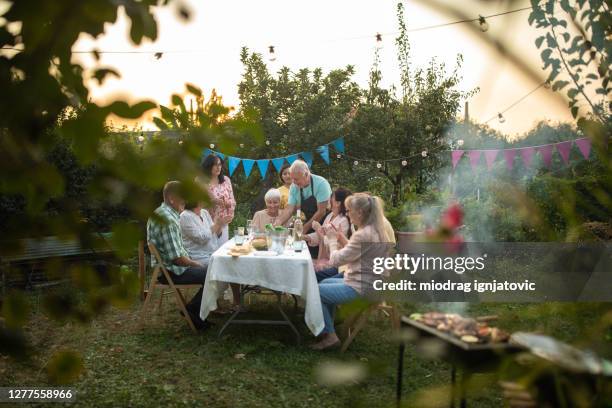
[7,0,576,136]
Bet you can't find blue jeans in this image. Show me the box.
[315,267,343,282]
[318,278,359,334]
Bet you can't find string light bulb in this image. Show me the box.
[137,135,145,143]
[421,150,428,158]
[336,154,342,159]
[268,45,276,62]
[498,113,505,124]
[209,143,215,149]
[239,143,244,148]
[178,140,183,145]
[457,139,464,147]
[375,33,383,50]
[353,160,359,166]
[401,160,408,166]
[478,15,489,32]
[376,162,382,169]
[265,140,270,146]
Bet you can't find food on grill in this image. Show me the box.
[409,312,510,344]
[460,335,479,343]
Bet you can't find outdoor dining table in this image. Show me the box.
[199,238,324,343]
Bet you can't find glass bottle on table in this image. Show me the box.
[293,209,303,242]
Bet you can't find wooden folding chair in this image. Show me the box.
[140,243,202,333]
[340,301,400,353]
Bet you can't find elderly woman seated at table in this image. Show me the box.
[252,188,288,232]
[311,192,395,350]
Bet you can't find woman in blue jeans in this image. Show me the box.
[311,193,394,350]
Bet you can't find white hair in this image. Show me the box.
[264,188,281,202]
[289,159,309,175]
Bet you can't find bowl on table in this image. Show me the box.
[251,233,269,251]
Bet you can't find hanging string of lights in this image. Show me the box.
[484,82,548,124]
[1,3,541,58]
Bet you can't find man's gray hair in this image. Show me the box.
[264,188,281,202]
[289,159,309,175]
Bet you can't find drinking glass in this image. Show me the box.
[246,219,254,238]
[286,228,294,246]
[237,226,245,236]
[234,229,245,245]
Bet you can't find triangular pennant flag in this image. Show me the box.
[300,151,313,167]
[242,159,255,177]
[317,145,330,164]
[504,149,517,171]
[271,157,285,172]
[538,145,553,168]
[451,150,464,169]
[256,160,269,178]
[286,154,299,164]
[216,152,225,160]
[468,150,482,169]
[332,138,345,154]
[575,138,591,159]
[484,150,499,170]
[519,147,535,168]
[555,141,573,164]
[228,156,240,177]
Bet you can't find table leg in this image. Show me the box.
[218,285,244,338]
[396,341,405,408]
[459,367,466,408]
[276,293,301,345]
[450,364,456,408]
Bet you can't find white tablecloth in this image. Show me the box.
[199,239,324,335]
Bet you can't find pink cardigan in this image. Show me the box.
[328,225,391,294]
[306,212,349,270]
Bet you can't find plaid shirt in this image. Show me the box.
[147,203,189,275]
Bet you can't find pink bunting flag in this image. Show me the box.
[451,150,464,169]
[575,138,591,159]
[555,141,573,164]
[538,144,554,168]
[519,147,535,168]
[468,150,482,169]
[483,150,499,170]
[504,149,517,170]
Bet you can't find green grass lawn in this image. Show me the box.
[2,290,611,408]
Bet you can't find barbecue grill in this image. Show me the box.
[396,315,524,408]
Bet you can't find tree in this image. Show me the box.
[529,0,611,121]
[0,1,229,377]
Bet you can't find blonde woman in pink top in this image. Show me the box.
[310,193,394,351]
[199,155,236,245]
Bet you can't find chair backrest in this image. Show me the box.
[148,242,164,266]
[147,242,174,286]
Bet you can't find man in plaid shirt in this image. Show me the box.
[147,181,211,330]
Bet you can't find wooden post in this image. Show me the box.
[464,101,469,123]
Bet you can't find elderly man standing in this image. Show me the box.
[276,160,332,257]
[147,181,212,330]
